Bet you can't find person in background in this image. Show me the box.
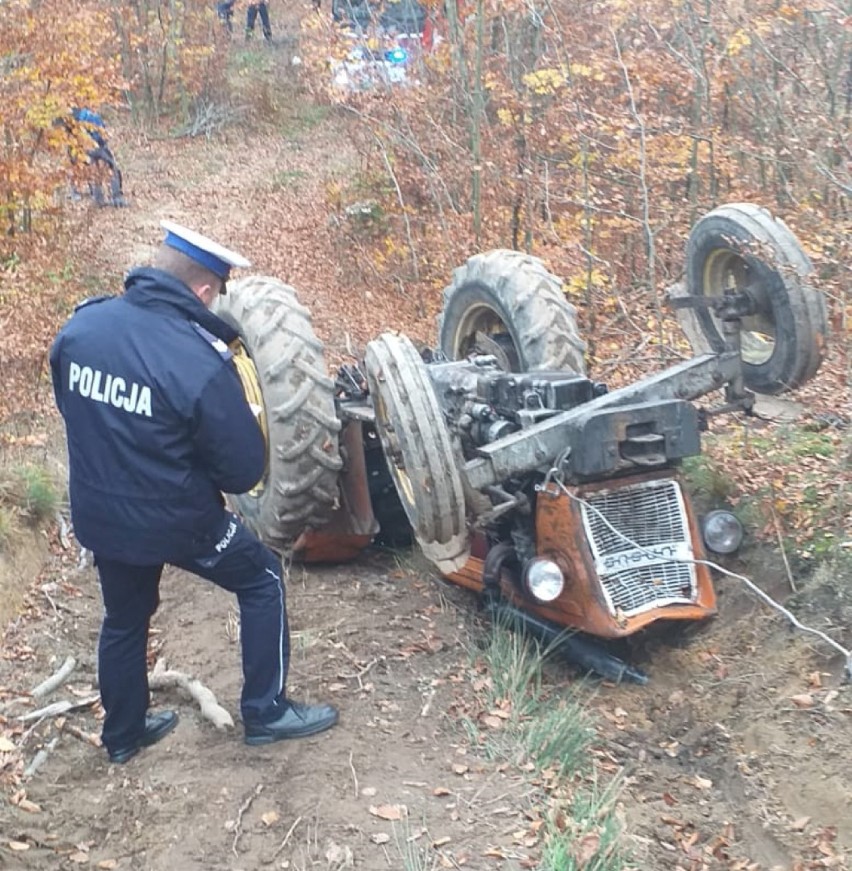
[50,222,339,764]
[217,0,235,33]
[70,108,126,208]
[245,1,272,41]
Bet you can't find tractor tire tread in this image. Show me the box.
[365,333,469,572]
[215,275,342,551]
[685,203,828,394]
[439,249,586,373]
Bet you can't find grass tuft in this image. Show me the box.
[0,463,59,525]
[0,505,19,551]
[468,622,630,871]
[469,622,597,778]
[392,816,433,871]
[479,621,544,717]
[523,694,596,780]
[681,452,735,504]
[540,780,629,871]
[18,465,59,522]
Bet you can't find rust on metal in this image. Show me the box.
[445,470,716,638]
[294,421,378,562]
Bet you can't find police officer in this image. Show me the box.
[216,0,235,33]
[50,222,339,764]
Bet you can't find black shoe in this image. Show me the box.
[244,701,339,745]
[107,710,179,764]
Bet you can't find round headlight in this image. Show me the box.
[701,510,744,555]
[524,558,565,603]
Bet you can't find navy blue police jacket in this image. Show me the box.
[50,267,266,565]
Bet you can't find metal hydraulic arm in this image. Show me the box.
[463,350,751,492]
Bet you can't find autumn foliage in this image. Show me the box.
[0,0,229,428]
[0,0,121,239]
[301,0,850,379]
[298,0,850,551]
[108,0,228,121]
[0,0,225,244]
[0,0,848,551]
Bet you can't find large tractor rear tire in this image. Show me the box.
[364,333,469,573]
[685,203,828,395]
[215,276,343,553]
[438,249,586,374]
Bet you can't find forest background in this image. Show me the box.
[1,0,849,559]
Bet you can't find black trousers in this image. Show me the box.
[95,512,289,753]
[217,0,235,30]
[86,145,124,206]
[246,2,272,39]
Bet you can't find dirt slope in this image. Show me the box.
[1,38,851,871]
[4,552,530,870]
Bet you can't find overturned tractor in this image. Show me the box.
[215,203,828,682]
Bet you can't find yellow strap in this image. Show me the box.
[230,343,268,445]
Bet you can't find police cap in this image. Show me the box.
[160,220,251,281]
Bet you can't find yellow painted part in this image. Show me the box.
[230,341,268,497]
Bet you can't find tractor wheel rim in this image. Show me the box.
[373,391,418,517]
[454,304,520,370]
[231,342,268,498]
[703,248,775,365]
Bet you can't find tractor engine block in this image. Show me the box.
[425,356,604,454]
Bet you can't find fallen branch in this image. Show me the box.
[815,162,852,197]
[18,694,99,723]
[148,660,234,730]
[31,657,77,700]
[55,512,71,550]
[770,503,797,593]
[348,750,359,799]
[264,815,302,865]
[232,783,263,856]
[41,584,60,618]
[420,688,436,718]
[61,722,101,747]
[23,737,60,779]
[340,657,378,691]
[0,696,29,716]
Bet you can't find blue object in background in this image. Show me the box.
[72,107,107,147]
[385,47,408,64]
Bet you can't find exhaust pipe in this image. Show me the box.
[484,598,649,685]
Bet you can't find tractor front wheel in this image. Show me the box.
[364,333,469,573]
[685,203,828,395]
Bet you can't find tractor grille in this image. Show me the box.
[580,478,697,617]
